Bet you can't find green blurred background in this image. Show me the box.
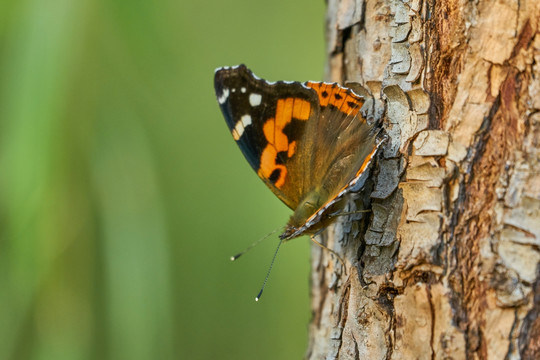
[0,0,325,359]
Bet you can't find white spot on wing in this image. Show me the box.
[241,87,246,93]
[241,114,252,127]
[249,93,262,107]
[218,88,229,104]
[232,115,252,140]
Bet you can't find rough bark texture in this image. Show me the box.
[307,1,540,359]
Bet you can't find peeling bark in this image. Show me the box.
[307,1,540,359]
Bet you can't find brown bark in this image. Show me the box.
[307,1,540,359]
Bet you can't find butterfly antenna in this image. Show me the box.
[255,239,283,302]
[230,227,281,261]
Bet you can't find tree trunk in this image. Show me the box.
[307,1,540,359]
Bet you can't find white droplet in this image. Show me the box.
[249,93,262,106]
[218,88,229,104]
[241,114,252,127]
[232,115,252,140]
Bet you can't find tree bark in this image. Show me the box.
[307,1,540,359]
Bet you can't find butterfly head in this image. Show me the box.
[280,188,330,240]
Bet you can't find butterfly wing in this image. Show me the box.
[305,81,377,196]
[282,81,377,233]
[214,65,321,210]
[214,66,378,236]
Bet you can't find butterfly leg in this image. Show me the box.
[310,235,347,274]
[329,209,371,218]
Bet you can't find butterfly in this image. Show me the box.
[214,65,382,242]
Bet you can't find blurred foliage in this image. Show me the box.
[0,0,325,359]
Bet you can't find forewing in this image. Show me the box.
[214,65,321,210]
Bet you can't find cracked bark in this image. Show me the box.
[307,1,540,359]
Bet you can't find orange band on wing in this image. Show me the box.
[258,97,311,188]
[262,119,275,144]
[288,141,297,157]
[275,98,293,150]
[259,147,287,188]
[293,98,311,120]
[306,82,363,116]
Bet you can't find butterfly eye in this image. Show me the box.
[304,201,317,211]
